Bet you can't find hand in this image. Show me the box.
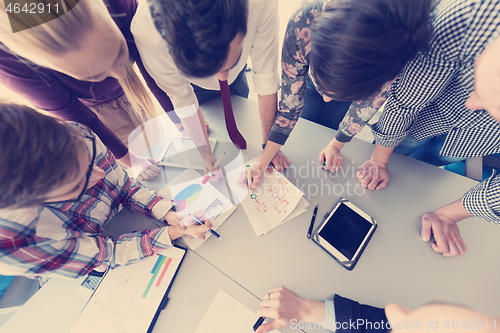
[421,211,467,257]
[132,157,161,181]
[237,170,250,189]
[270,150,291,172]
[164,210,212,240]
[319,146,344,172]
[209,168,223,183]
[356,159,389,190]
[248,162,273,190]
[256,286,325,333]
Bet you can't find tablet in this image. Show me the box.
[312,198,377,270]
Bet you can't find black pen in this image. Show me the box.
[307,204,318,239]
[188,214,223,240]
[253,316,265,331]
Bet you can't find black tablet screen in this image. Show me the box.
[318,203,372,260]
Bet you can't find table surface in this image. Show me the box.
[5,96,500,333]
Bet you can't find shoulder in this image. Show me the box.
[429,0,499,61]
[0,206,40,227]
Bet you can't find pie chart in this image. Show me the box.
[173,184,203,211]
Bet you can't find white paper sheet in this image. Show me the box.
[240,156,307,236]
[159,169,236,250]
[195,289,280,333]
[70,247,185,333]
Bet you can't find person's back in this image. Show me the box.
[0,104,209,278]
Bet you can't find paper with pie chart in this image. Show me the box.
[160,169,236,250]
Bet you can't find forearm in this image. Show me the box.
[180,107,214,167]
[259,141,282,168]
[370,143,395,164]
[327,138,345,150]
[258,93,278,143]
[436,198,474,222]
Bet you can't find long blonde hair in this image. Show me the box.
[0,0,156,124]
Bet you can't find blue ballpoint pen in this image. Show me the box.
[188,213,223,240]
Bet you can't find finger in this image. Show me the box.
[375,177,388,190]
[256,320,283,333]
[453,242,466,255]
[367,177,380,191]
[444,242,461,257]
[430,221,451,254]
[194,210,207,219]
[319,152,326,165]
[203,218,213,229]
[148,158,160,164]
[421,215,432,242]
[268,285,287,293]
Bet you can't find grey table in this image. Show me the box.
[187,96,500,321]
[5,96,500,333]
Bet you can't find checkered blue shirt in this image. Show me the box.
[0,124,173,279]
[372,0,500,223]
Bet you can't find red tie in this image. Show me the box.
[219,79,247,149]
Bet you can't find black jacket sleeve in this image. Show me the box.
[334,294,389,333]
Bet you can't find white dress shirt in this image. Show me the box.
[131,0,280,117]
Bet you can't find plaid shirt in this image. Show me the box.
[0,124,173,279]
[372,0,500,223]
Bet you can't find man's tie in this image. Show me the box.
[219,79,247,149]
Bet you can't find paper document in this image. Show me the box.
[70,247,186,333]
[235,156,307,236]
[159,169,236,250]
[195,289,280,333]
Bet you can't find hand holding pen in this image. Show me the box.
[168,210,213,240]
[188,213,223,241]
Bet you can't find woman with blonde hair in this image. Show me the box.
[0,0,183,179]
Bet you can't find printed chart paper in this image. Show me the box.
[69,247,185,333]
[159,169,236,250]
[195,289,280,333]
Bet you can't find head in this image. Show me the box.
[385,302,498,333]
[0,0,155,123]
[311,0,433,101]
[465,35,500,122]
[0,0,128,81]
[148,0,248,79]
[0,104,105,209]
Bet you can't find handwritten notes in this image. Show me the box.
[241,156,307,236]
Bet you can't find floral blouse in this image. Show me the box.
[268,0,391,146]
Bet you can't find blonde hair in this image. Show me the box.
[0,0,156,124]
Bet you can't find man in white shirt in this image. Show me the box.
[131,0,290,174]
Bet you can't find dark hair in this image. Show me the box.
[311,0,434,101]
[0,104,82,209]
[148,0,248,78]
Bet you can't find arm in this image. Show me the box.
[0,50,129,160]
[256,286,326,333]
[320,81,393,172]
[255,287,387,333]
[421,172,500,257]
[359,51,457,189]
[421,199,471,257]
[248,0,289,172]
[251,3,317,188]
[333,294,387,333]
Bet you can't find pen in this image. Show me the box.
[202,152,226,184]
[213,152,225,168]
[246,165,253,193]
[188,213,223,240]
[253,316,265,331]
[307,204,318,239]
